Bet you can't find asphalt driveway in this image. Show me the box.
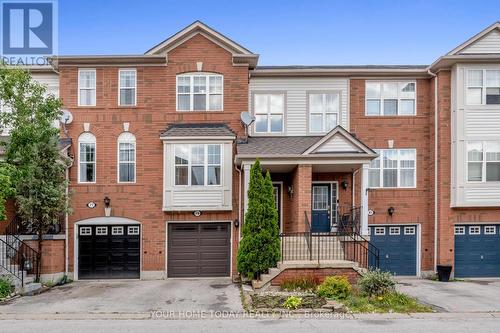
[0,279,243,315]
[396,278,500,312]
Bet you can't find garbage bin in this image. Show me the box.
[436,265,452,282]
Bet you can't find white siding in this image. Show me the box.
[314,135,361,153]
[249,77,349,136]
[451,63,500,207]
[460,29,500,54]
[163,141,233,211]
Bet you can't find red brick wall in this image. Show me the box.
[349,79,434,271]
[59,34,249,277]
[25,239,65,274]
[270,267,361,286]
[289,165,312,232]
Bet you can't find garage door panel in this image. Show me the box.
[168,223,230,278]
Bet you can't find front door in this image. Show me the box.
[312,185,331,232]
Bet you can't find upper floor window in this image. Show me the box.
[366,81,416,116]
[78,132,96,183]
[309,92,339,133]
[467,69,500,105]
[119,69,136,106]
[78,69,96,106]
[467,141,500,182]
[177,73,223,111]
[174,144,221,186]
[118,132,136,183]
[254,93,284,133]
[369,149,416,188]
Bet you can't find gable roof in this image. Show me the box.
[303,126,376,155]
[447,22,500,55]
[144,21,259,68]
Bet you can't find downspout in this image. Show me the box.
[428,68,438,272]
[235,162,242,241]
[352,169,359,209]
[64,166,69,277]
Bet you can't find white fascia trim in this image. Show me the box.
[160,136,235,141]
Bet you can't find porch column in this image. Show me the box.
[293,164,312,232]
[360,163,369,236]
[243,164,252,219]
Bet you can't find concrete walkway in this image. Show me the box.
[0,279,243,315]
[396,277,500,312]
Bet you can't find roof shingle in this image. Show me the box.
[160,123,236,138]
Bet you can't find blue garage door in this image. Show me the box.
[369,225,417,276]
[454,225,500,278]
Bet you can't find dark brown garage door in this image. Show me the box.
[168,223,230,278]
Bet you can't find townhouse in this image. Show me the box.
[2,21,500,282]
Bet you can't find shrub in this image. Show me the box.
[343,292,433,313]
[316,276,352,300]
[0,277,12,298]
[280,275,320,291]
[283,296,302,310]
[358,269,396,297]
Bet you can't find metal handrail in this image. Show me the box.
[0,237,25,285]
[304,212,312,260]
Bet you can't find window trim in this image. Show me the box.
[112,226,124,235]
[78,132,97,184]
[466,141,500,183]
[374,227,386,235]
[78,68,96,107]
[466,69,500,106]
[96,226,108,235]
[252,91,286,135]
[369,148,417,189]
[173,144,223,187]
[389,227,400,235]
[118,68,137,107]
[484,226,496,235]
[404,226,416,235]
[307,91,341,134]
[79,227,92,236]
[128,226,140,235]
[117,132,136,184]
[176,73,224,112]
[454,226,465,235]
[365,80,417,116]
[469,226,481,235]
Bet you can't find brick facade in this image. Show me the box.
[270,268,361,286]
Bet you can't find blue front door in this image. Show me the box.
[311,185,331,233]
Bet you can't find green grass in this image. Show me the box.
[341,292,433,313]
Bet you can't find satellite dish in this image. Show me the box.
[59,109,73,125]
[240,112,255,126]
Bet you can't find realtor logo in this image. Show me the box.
[1,0,57,65]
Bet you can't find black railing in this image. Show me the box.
[280,209,380,270]
[6,215,65,236]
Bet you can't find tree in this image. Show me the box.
[0,163,14,221]
[0,66,70,280]
[237,159,281,279]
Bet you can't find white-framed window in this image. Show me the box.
[78,132,96,183]
[484,226,497,235]
[254,93,284,133]
[128,226,140,235]
[374,227,385,235]
[78,69,96,106]
[467,141,500,182]
[466,69,500,105]
[365,81,416,116]
[369,149,416,188]
[469,226,481,235]
[96,226,108,235]
[117,132,136,183]
[404,226,416,235]
[454,226,465,235]
[389,227,400,235]
[309,92,339,133]
[112,226,124,235]
[79,227,92,236]
[174,144,222,186]
[176,73,223,111]
[119,69,136,106]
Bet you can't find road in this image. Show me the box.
[2,317,500,333]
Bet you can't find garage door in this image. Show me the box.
[168,223,230,278]
[369,225,418,276]
[455,225,500,278]
[78,225,140,279]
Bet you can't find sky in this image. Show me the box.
[59,0,500,65]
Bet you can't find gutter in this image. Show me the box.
[428,68,438,273]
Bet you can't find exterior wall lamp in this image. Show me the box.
[341,180,349,190]
[388,206,395,216]
[287,185,294,198]
[104,196,112,217]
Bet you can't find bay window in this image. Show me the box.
[174,144,221,186]
[177,73,223,111]
[78,132,96,183]
[368,149,416,188]
[78,69,96,106]
[309,92,339,133]
[119,69,136,106]
[467,141,500,182]
[366,81,416,116]
[254,93,284,133]
[466,69,500,105]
